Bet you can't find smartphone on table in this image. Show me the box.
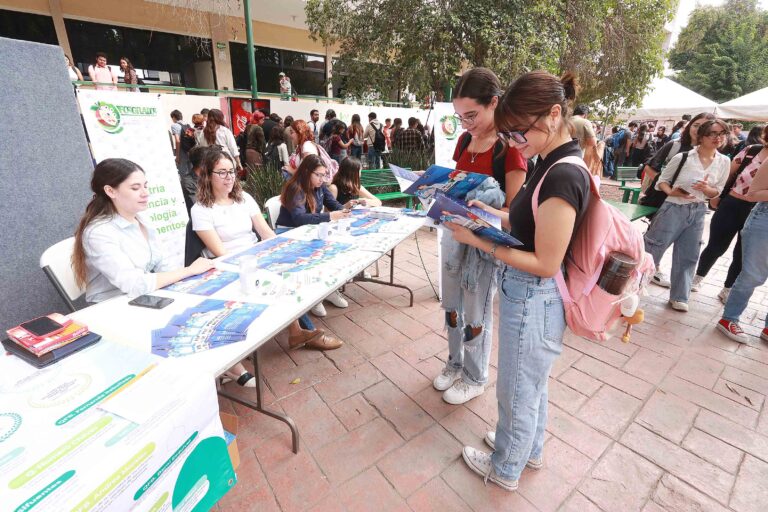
[128,295,174,310]
[19,316,67,338]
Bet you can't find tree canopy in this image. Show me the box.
[305,0,676,112]
[669,0,768,102]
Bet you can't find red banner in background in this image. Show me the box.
[228,98,271,136]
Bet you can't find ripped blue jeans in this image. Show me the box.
[441,233,497,386]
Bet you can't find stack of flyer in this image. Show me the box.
[3,313,100,367]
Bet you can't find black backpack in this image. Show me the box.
[263,142,281,168]
[235,129,248,166]
[372,124,386,151]
[457,133,508,192]
[640,152,689,209]
[179,124,196,153]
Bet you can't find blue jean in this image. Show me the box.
[492,265,565,481]
[350,145,363,159]
[440,234,496,385]
[723,202,768,328]
[644,201,706,303]
[367,148,382,169]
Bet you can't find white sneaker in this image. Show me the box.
[652,271,671,288]
[325,290,348,308]
[461,446,518,491]
[484,432,544,469]
[718,287,731,304]
[433,366,462,391]
[311,302,327,317]
[443,380,484,405]
[691,275,704,292]
[669,300,689,312]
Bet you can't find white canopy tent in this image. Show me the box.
[716,87,768,121]
[619,77,717,120]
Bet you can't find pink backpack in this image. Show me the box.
[532,156,655,341]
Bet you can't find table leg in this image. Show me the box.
[217,349,299,454]
[353,248,414,306]
[622,189,631,203]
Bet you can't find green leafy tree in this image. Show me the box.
[305,0,676,111]
[669,0,768,102]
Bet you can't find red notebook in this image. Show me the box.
[7,314,89,355]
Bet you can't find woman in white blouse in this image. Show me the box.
[191,148,343,351]
[72,158,265,387]
[644,119,731,312]
[73,158,213,303]
[195,109,243,177]
[65,55,83,81]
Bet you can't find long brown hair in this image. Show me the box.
[196,149,243,208]
[332,157,362,198]
[495,71,578,135]
[291,119,315,156]
[681,112,716,147]
[203,108,227,145]
[72,158,144,287]
[280,154,324,214]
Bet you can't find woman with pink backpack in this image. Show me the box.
[443,71,591,491]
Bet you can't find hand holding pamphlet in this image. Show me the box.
[428,193,522,247]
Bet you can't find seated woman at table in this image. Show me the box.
[276,154,355,317]
[191,148,342,351]
[328,157,382,207]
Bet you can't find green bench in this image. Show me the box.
[605,200,657,221]
[615,166,642,204]
[361,167,415,208]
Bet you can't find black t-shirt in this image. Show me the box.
[508,140,590,253]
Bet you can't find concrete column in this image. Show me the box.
[209,13,234,91]
[48,0,72,59]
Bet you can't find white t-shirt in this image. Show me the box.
[191,192,261,257]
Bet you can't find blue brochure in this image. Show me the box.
[429,193,522,247]
[403,164,491,201]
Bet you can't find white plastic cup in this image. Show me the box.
[239,256,260,295]
[317,222,330,240]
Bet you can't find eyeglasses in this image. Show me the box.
[498,115,543,145]
[705,131,727,138]
[212,170,236,178]
[454,111,478,126]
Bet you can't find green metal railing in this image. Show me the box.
[70,81,417,108]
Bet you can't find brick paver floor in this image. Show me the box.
[215,211,768,511]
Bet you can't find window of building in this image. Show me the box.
[0,9,57,45]
[230,43,327,96]
[64,19,214,88]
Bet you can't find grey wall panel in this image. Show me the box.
[0,37,94,330]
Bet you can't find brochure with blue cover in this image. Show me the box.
[403,164,491,201]
[429,193,522,247]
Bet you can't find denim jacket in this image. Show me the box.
[444,177,506,291]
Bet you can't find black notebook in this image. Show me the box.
[2,332,102,368]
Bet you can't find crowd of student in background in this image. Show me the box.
[582,112,768,345]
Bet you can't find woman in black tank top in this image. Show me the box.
[328,157,382,207]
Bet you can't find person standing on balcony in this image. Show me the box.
[279,72,292,100]
[88,52,117,91]
[120,57,139,92]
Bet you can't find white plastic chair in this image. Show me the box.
[265,195,282,230]
[39,237,84,312]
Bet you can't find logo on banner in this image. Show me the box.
[90,101,158,134]
[440,114,459,140]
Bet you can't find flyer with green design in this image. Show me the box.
[1,342,235,511]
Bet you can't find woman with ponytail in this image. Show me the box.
[443,71,591,491]
[72,158,214,303]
